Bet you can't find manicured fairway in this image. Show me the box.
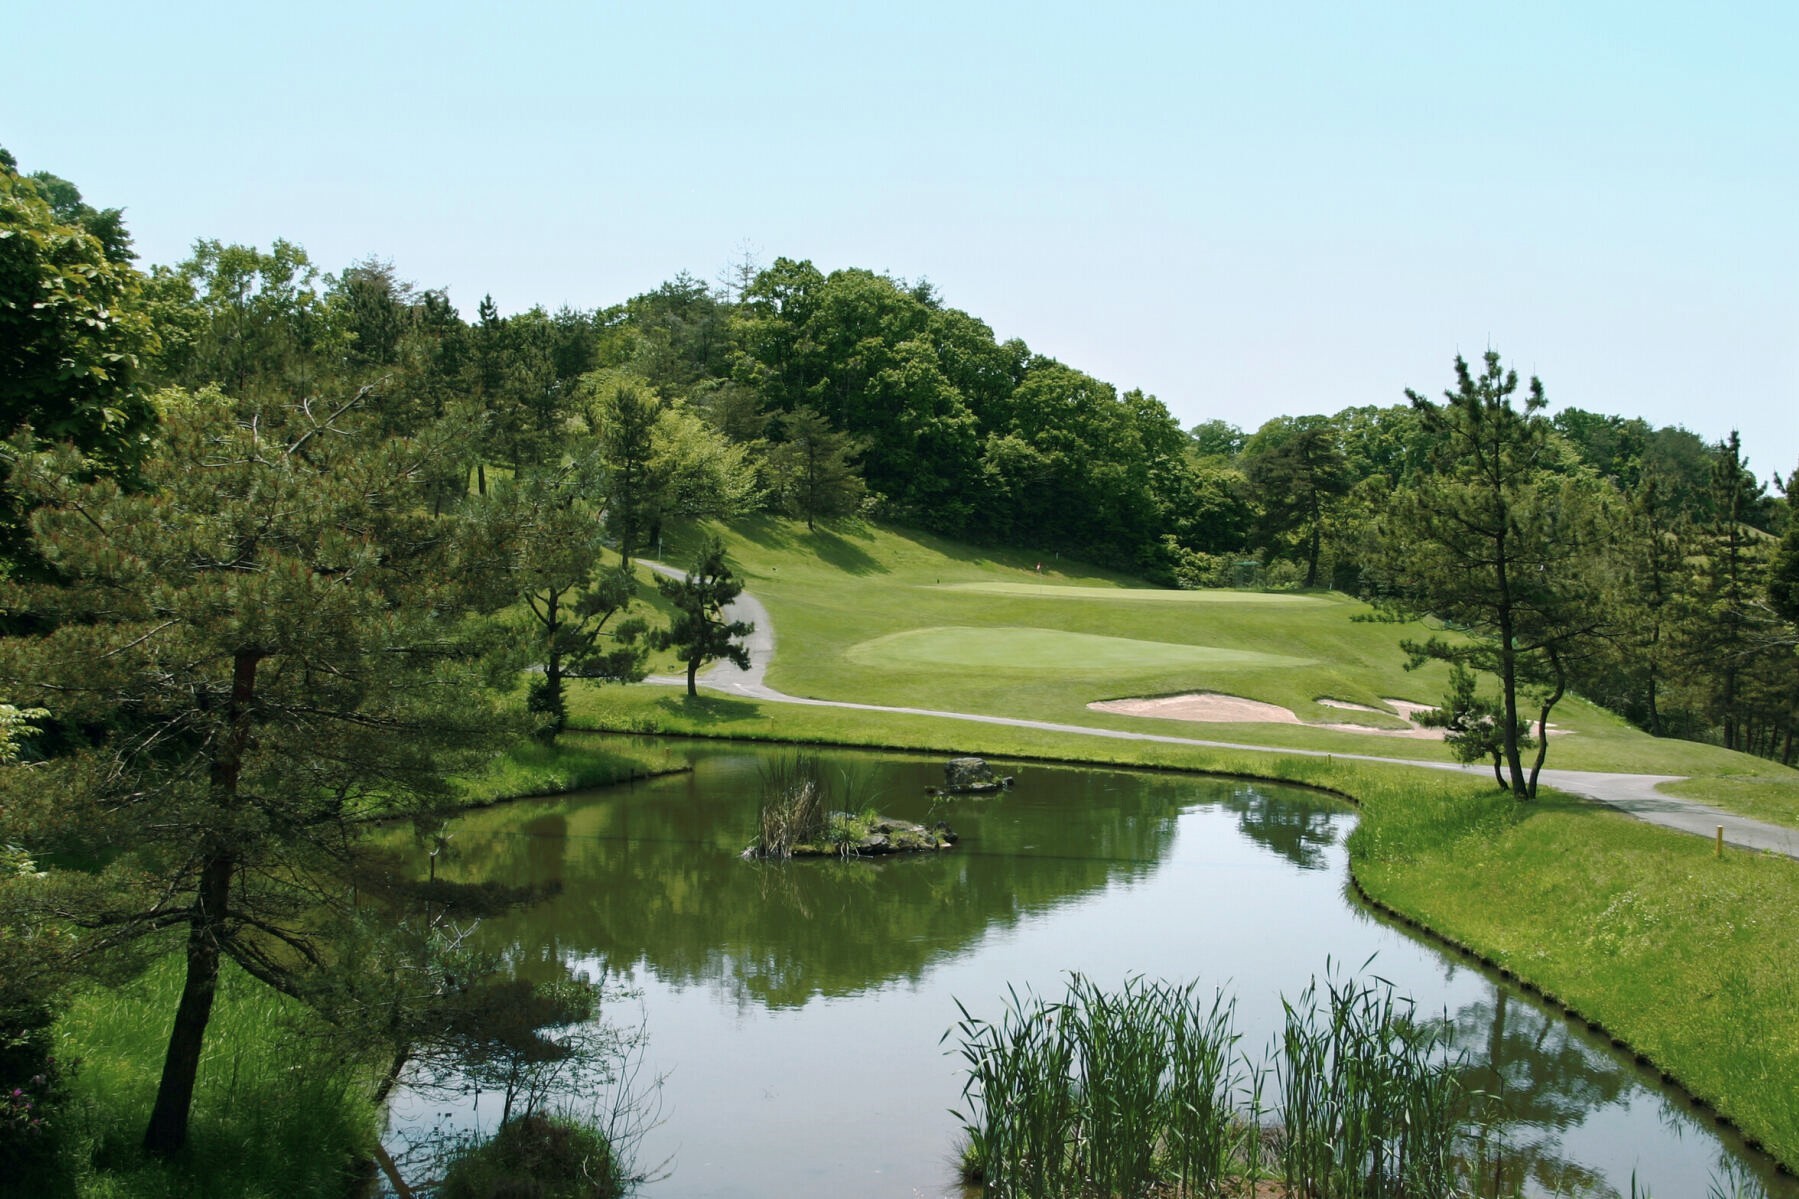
[933,581,1325,604]
[845,625,1316,672]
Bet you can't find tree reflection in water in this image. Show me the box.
[1222,782,1340,870]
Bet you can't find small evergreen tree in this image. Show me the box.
[651,536,753,697]
[1371,352,1611,798]
[767,406,866,531]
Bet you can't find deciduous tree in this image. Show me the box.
[1243,415,1350,588]
[0,161,156,558]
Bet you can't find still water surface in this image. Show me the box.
[385,743,1792,1198]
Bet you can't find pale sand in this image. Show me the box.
[1090,693,1446,740]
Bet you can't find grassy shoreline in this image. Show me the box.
[569,683,1799,1174]
[36,732,684,1198]
[447,731,691,810]
[44,699,1798,1192]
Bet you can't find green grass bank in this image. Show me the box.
[583,515,1799,1169]
[34,732,679,1198]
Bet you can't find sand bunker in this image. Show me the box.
[1090,693,1447,740]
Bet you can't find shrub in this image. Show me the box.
[0,1002,63,1175]
[438,1112,626,1199]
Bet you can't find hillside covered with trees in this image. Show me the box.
[5,147,1796,759]
[4,146,1799,1187]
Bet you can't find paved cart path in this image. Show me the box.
[637,565,1798,858]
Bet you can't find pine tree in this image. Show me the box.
[0,388,515,1153]
[1372,352,1611,798]
[767,405,866,531]
[651,536,753,696]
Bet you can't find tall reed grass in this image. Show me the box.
[754,754,831,858]
[750,754,877,858]
[1278,972,1463,1198]
[949,970,1472,1198]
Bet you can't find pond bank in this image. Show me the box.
[568,689,1799,1176]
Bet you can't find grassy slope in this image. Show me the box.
[572,515,1799,1167]
[659,516,1798,796]
[451,732,687,807]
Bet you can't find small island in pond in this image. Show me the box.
[744,754,966,859]
[743,811,958,860]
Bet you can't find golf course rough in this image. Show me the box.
[931,581,1327,604]
[844,625,1317,673]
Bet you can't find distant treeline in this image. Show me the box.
[5,148,1796,764]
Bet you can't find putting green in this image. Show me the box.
[932,582,1324,604]
[845,626,1316,672]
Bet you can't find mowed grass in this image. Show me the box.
[845,626,1314,672]
[935,580,1325,604]
[649,516,1799,813]
[569,682,1799,1169]
[1352,791,1799,1169]
[678,515,1458,732]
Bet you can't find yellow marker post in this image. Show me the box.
[1716,825,1724,859]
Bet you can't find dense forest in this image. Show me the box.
[4,148,1796,760]
[3,146,1799,1180]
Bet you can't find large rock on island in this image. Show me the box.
[930,757,1015,795]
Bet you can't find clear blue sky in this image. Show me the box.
[9,1,1796,482]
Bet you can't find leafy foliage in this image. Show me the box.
[1371,352,1613,796]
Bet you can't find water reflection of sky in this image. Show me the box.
[382,749,1790,1199]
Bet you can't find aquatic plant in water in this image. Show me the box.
[949,969,1474,1198]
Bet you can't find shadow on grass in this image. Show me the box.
[808,526,883,575]
[730,514,886,576]
[657,693,766,727]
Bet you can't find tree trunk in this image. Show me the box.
[1497,633,1527,799]
[143,853,232,1154]
[1525,648,1566,799]
[685,657,699,697]
[145,647,258,1153]
[541,588,564,740]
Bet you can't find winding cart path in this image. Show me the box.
[640,564,1798,858]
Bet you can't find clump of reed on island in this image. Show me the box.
[755,754,832,859]
[751,754,878,858]
[949,969,1476,1198]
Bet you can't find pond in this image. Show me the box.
[383,742,1793,1198]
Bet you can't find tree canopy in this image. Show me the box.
[0,387,517,1151]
